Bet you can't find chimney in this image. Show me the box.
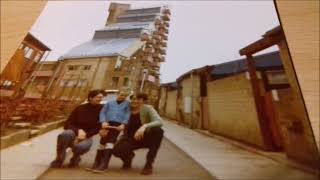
[106,3,131,25]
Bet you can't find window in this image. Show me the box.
[77,79,87,87]
[111,77,119,87]
[68,65,79,71]
[25,47,34,59]
[266,70,289,85]
[34,53,42,62]
[66,80,76,87]
[114,57,122,70]
[123,77,129,86]
[82,65,91,70]
[24,46,30,53]
[59,80,67,87]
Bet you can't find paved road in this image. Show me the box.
[38,138,215,180]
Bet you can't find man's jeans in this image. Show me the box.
[57,130,93,156]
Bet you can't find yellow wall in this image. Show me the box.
[207,73,264,148]
[276,1,319,150]
[1,1,47,72]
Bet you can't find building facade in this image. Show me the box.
[46,3,171,105]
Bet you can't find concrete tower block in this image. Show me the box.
[106,3,131,25]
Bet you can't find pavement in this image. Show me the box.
[1,119,319,180]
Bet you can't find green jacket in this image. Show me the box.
[139,105,163,129]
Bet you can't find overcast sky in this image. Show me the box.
[30,1,280,83]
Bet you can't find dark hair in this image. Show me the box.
[130,92,148,102]
[87,89,104,101]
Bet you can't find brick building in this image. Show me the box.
[45,3,171,105]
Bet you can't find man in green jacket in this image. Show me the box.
[113,93,163,175]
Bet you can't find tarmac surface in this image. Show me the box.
[38,137,215,180]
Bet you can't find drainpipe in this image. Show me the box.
[140,69,148,92]
[191,71,194,129]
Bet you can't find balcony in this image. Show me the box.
[162,8,171,15]
[164,21,170,28]
[141,33,151,41]
[142,55,153,63]
[152,34,162,41]
[161,14,170,21]
[161,41,167,47]
[143,47,155,54]
[147,38,157,45]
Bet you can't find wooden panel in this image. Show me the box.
[207,73,265,148]
[1,1,47,72]
[165,90,177,119]
[276,1,319,150]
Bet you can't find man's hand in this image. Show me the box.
[115,124,125,132]
[134,125,146,141]
[99,129,109,137]
[102,122,110,129]
[78,129,87,140]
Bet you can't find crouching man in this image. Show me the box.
[50,90,104,168]
[87,90,130,173]
[113,93,164,175]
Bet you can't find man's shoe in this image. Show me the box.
[50,160,63,168]
[92,149,112,173]
[122,153,134,170]
[86,150,104,171]
[140,164,153,175]
[68,156,81,168]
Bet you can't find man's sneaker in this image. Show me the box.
[68,156,81,168]
[122,153,134,170]
[50,160,63,168]
[140,164,153,175]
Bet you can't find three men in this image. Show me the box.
[50,90,163,176]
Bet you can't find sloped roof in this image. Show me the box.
[212,51,282,77]
[60,38,144,60]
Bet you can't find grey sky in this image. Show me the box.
[30,1,279,83]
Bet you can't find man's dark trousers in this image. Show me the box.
[113,127,164,166]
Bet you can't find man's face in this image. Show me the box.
[89,93,103,105]
[116,92,128,102]
[130,95,144,109]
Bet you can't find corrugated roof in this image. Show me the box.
[60,38,144,60]
[118,12,160,19]
[96,22,154,32]
[125,7,162,15]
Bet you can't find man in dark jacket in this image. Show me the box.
[50,90,104,168]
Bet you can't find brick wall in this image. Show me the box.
[207,73,265,148]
